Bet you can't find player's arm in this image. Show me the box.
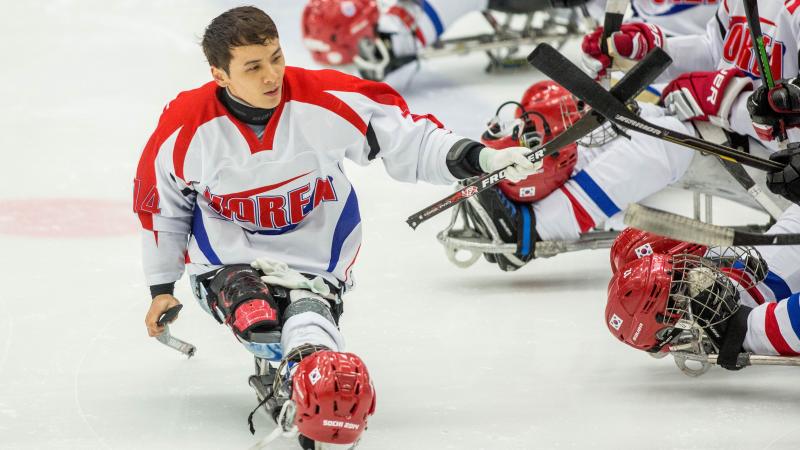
[134,118,196,336]
[655,5,726,82]
[341,78,536,185]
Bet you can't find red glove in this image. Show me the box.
[580,23,666,79]
[660,68,753,128]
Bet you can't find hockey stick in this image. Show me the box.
[405,47,672,230]
[679,352,800,368]
[601,0,628,55]
[743,0,788,146]
[527,44,784,172]
[599,0,629,87]
[624,203,800,246]
[155,304,196,358]
[692,121,785,219]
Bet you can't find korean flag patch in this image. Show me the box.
[609,314,624,331]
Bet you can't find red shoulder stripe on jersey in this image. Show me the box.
[765,303,800,356]
[723,0,729,14]
[787,0,800,15]
[135,82,224,230]
[284,70,368,135]
[720,268,766,305]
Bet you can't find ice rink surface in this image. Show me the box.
[1,1,798,449]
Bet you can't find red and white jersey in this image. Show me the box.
[134,67,461,289]
[660,0,800,142]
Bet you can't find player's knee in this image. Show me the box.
[207,265,282,342]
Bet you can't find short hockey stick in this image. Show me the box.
[599,0,629,87]
[155,304,196,358]
[527,44,784,172]
[600,0,628,55]
[624,203,800,246]
[743,0,788,145]
[692,121,784,219]
[679,352,800,368]
[405,47,673,230]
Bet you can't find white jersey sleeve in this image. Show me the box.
[327,78,463,185]
[658,5,727,81]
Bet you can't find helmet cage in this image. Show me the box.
[663,254,741,341]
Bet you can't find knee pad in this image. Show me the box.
[208,265,282,344]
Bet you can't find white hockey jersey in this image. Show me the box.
[587,0,719,36]
[134,67,462,289]
[631,0,719,36]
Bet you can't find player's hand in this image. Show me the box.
[478,146,541,183]
[766,144,800,204]
[580,23,666,79]
[145,294,181,337]
[747,78,800,141]
[661,68,753,129]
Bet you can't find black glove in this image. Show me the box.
[766,144,800,204]
[747,77,800,141]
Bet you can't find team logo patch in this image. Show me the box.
[635,243,653,259]
[341,1,356,17]
[519,187,536,198]
[609,314,624,331]
[461,186,478,198]
[309,367,322,385]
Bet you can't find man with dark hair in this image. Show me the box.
[133,6,536,448]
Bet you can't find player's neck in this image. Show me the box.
[218,87,275,125]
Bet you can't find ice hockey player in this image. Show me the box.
[461,0,800,272]
[605,226,800,370]
[134,6,537,448]
[302,0,595,80]
[301,1,718,81]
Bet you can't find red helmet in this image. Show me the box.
[301,0,380,65]
[481,81,584,203]
[606,254,678,352]
[292,351,376,445]
[609,227,707,274]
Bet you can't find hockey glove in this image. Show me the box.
[747,77,800,142]
[766,144,800,204]
[478,146,540,183]
[580,23,666,79]
[661,68,753,129]
[466,187,538,272]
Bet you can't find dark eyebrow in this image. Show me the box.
[244,59,262,66]
[272,47,282,57]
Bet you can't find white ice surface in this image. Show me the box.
[1,1,799,450]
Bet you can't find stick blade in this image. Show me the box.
[623,203,735,247]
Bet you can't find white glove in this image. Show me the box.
[250,257,331,297]
[478,146,541,183]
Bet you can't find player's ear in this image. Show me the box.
[211,66,229,87]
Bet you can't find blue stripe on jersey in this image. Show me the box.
[787,294,800,341]
[192,208,222,265]
[764,270,793,301]
[632,4,698,17]
[327,188,361,273]
[420,0,444,37]
[520,205,532,257]
[572,170,621,218]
